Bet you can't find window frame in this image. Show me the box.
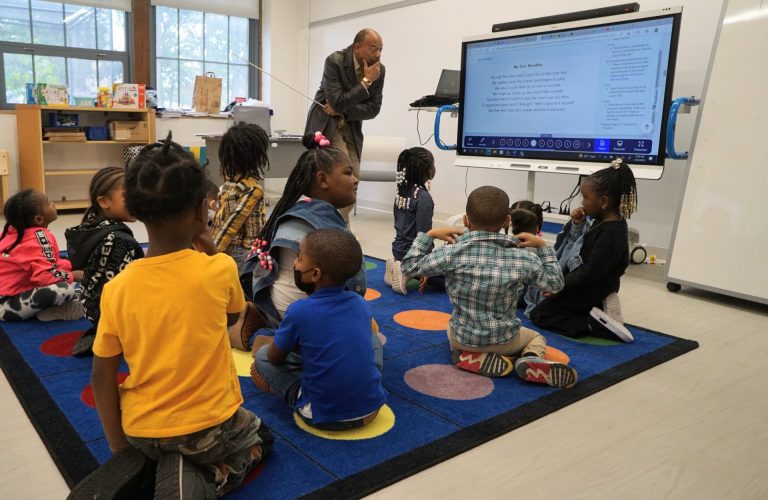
[0,1,131,109]
[149,5,259,110]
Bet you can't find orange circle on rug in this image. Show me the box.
[40,330,87,357]
[405,364,494,400]
[231,348,254,377]
[293,404,395,440]
[82,372,129,408]
[393,310,450,331]
[543,346,570,365]
[364,288,382,301]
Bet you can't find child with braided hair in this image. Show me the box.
[89,132,272,498]
[0,189,83,321]
[65,166,144,356]
[228,132,365,352]
[530,158,638,342]
[210,123,269,274]
[386,146,443,295]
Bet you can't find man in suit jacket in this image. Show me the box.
[304,29,385,224]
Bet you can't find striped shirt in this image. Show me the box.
[401,231,564,347]
[211,177,266,252]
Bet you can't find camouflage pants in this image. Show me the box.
[126,407,273,496]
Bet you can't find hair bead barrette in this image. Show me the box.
[611,157,624,169]
[249,238,273,271]
[313,131,330,147]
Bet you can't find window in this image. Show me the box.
[153,5,257,110]
[0,1,128,107]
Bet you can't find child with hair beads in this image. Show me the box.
[210,123,269,274]
[65,166,144,356]
[228,132,365,352]
[530,158,637,342]
[90,134,273,498]
[0,189,83,321]
[252,229,386,430]
[402,186,578,388]
[386,146,443,295]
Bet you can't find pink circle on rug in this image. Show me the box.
[364,288,382,301]
[40,330,87,357]
[404,364,494,400]
[393,310,450,331]
[81,372,129,408]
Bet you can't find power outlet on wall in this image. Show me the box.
[0,149,8,176]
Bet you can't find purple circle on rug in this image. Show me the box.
[404,364,494,400]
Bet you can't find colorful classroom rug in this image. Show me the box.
[0,257,698,499]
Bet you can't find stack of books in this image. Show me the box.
[44,127,86,142]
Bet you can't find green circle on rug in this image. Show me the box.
[565,335,623,346]
[365,261,377,270]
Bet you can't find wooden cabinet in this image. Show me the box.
[15,105,156,210]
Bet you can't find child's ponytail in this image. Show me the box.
[82,166,126,223]
[589,158,638,219]
[1,189,41,255]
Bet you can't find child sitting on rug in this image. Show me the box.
[522,205,591,316]
[65,166,144,356]
[252,228,386,430]
[530,158,637,342]
[90,133,273,498]
[507,200,544,236]
[386,146,443,295]
[228,132,366,352]
[0,189,83,321]
[401,186,578,388]
[210,123,269,275]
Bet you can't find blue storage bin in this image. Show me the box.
[84,126,108,141]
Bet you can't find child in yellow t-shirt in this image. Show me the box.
[89,133,273,498]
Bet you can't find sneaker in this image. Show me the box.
[602,292,624,323]
[451,350,514,377]
[391,261,408,295]
[154,452,217,500]
[228,302,266,351]
[590,307,634,343]
[514,356,578,388]
[71,326,96,357]
[67,446,154,500]
[37,299,84,321]
[384,258,395,286]
[249,362,272,393]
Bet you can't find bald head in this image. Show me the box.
[353,29,383,66]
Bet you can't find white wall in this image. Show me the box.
[0,114,20,195]
[262,0,310,134]
[305,0,726,249]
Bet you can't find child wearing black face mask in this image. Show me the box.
[251,229,386,430]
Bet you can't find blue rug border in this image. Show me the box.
[0,256,700,497]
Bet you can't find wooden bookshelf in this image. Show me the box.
[16,104,155,208]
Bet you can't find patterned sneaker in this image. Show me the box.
[391,261,408,295]
[228,302,266,351]
[451,350,514,377]
[602,292,624,323]
[67,446,153,500]
[154,452,216,500]
[590,307,634,343]
[384,258,395,286]
[514,356,578,388]
[36,299,84,321]
[249,362,272,393]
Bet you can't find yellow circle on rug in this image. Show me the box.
[293,404,395,440]
[365,288,382,301]
[394,310,450,331]
[231,348,254,377]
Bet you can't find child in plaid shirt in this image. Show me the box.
[401,186,578,388]
[211,123,269,274]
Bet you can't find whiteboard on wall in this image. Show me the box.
[666,0,768,304]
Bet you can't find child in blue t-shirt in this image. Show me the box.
[252,228,385,430]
